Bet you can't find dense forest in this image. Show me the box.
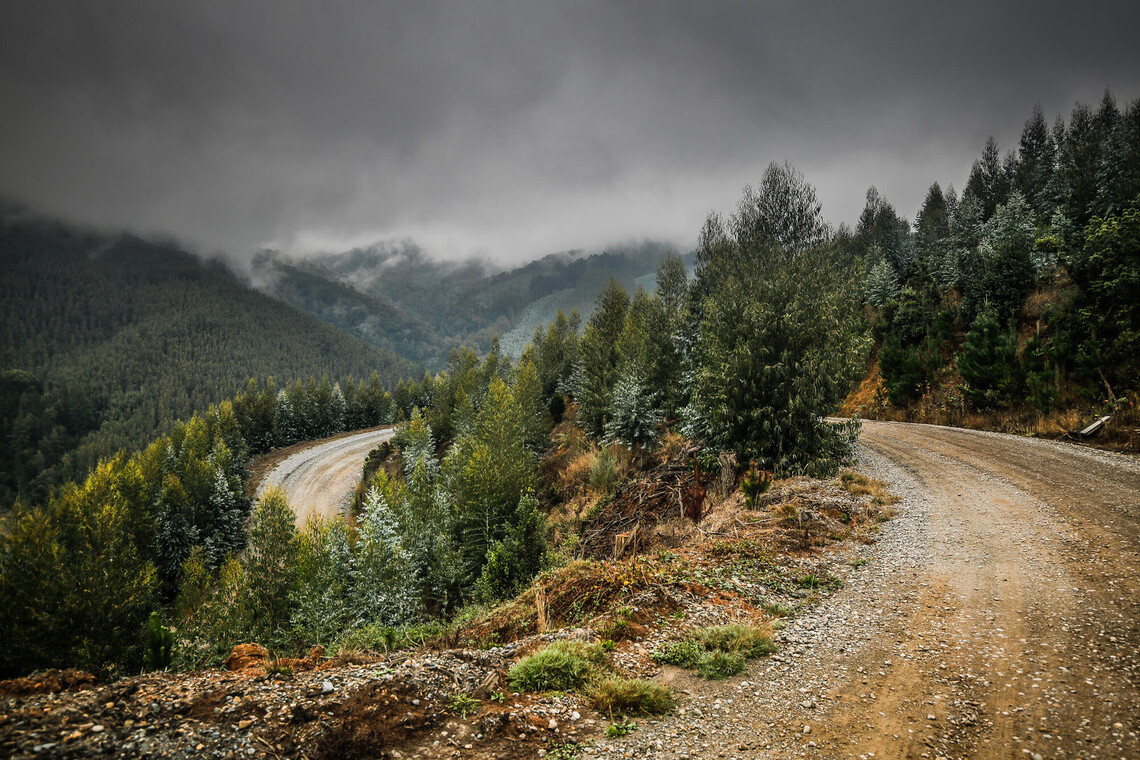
[0,211,417,508]
[845,91,1140,426]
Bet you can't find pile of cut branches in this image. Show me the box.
[579,445,712,561]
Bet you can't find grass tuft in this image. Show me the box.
[695,650,746,679]
[588,677,675,717]
[652,623,776,679]
[690,623,778,658]
[508,641,606,692]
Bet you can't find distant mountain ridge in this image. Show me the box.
[252,240,693,365]
[0,210,416,506]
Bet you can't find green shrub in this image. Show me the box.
[508,641,606,692]
[449,693,480,718]
[143,612,175,670]
[605,718,638,738]
[588,677,675,717]
[652,623,776,680]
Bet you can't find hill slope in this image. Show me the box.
[253,241,691,365]
[0,211,416,506]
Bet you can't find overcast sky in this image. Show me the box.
[1,1,1137,264]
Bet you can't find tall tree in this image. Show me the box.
[575,279,630,437]
[685,163,867,475]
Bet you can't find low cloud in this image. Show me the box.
[1,1,1137,263]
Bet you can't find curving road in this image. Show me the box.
[599,419,1140,759]
[255,427,395,526]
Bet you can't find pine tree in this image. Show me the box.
[204,466,246,568]
[243,488,299,644]
[603,370,663,449]
[399,407,438,480]
[273,389,298,447]
[352,487,416,625]
[958,308,1019,409]
[290,518,355,646]
[685,163,867,476]
[576,279,630,437]
[1016,103,1055,216]
[865,258,900,307]
[980,192,1037,319]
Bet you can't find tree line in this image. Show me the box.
[858,90,1139,412]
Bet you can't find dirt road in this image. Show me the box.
[255,427,395,526]
[599,421,1140,759]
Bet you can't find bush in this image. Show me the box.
[652,639,702,668]
[589,446,620,495]
[143,612,175,670]
[588,677,675,717]
[508,641,606,692]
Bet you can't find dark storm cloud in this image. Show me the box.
[1,1,1137,261]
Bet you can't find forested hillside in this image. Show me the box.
[1,162,867,678]
[0,210,417,508]
[843,91,1140,437]
[253,241,686,366]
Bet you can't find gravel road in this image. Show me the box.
[594,420,1140,760]
[255,427,394,526]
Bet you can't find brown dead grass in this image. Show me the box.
[839,471,900,506]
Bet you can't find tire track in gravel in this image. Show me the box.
[594,420,1140,760]
[255,427,395,526]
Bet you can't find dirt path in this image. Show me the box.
[597,420,1140,760]
[255,427,395,526]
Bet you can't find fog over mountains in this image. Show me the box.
[2,2,1137,264]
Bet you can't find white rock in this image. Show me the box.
[321,680,334,693]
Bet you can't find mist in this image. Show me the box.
[2,1,1137,264]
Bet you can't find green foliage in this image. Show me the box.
[652,624,775,681]
[473,491,546,604]
[695,650,746,680]
[0,219,413,505]
[576,279,630,437]
[1073,196,1140,391]
[865,259,900,307]
[691,623,778,658]
[603,371,662,449]
[508,641,607,692]
[685,163,868,476]
[958,308,1020,409]
[0,458,158,676]
[651,640,702,668]
[606,718,639,738]
[143,612,175,670]
[243,488,300,645]
[978,193,1038,319]
[449,693,481,718]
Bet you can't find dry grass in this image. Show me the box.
[839,471,899,506]
[588,677,675,717]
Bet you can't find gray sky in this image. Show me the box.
[2,1,1137,263]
